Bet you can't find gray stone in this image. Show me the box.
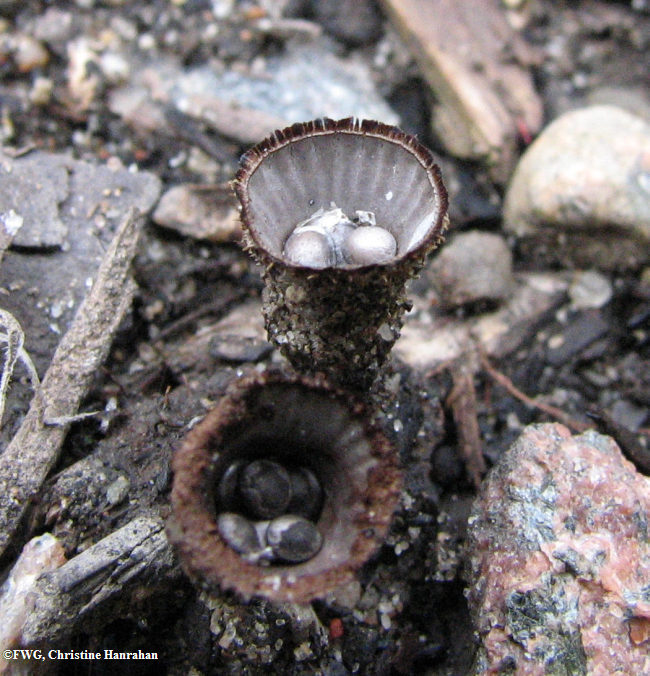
[429,231,514,310]
[312,0,383,46]
[568,270,613,310]
[105,475,130,507]
[208,335,273,363]
[503,106,650,269]
[545,310,610,366]
[609,399,648,432]
[153,184,241,243]
[172,41,398,130]
[0,151,161,374]
[0,150,68,248]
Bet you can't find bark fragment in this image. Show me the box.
[0,209,144,558]
[20,515,175,645]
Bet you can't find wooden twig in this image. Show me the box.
[20,515,176,645]
[479,350,590,433]
[446,361,487,488]
[0,208,144,559]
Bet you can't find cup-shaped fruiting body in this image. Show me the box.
[168,370,401,604]
[234,118,449,390]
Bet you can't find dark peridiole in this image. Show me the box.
[168,370,401,603]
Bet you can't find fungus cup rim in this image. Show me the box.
[233,117,449,271]
[168,369,402,603]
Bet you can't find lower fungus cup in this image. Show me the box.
[168,370,401,604]
[234,117,449,391]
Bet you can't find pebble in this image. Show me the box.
[29,76,54,106]
[152,184,242,243]
[545,310,609,367]
[503,105,650,269]
[11,34,50,72]
[466,423,650,674]
[239,459,292,519]
[429,231,514,310]
[266,515,323,563]
[609,398,648,432]
[208,335,273,363]
[105,475,130,507]
[312,0,384,46]
[568,269,613,310]
[169,41,398,135]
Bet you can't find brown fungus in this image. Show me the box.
[234,117,449,391]
[168,370,401,604]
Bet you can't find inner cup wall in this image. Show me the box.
[207,384,378,574]
[245,133,440,261]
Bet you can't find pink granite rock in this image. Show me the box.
[466,423,650,675]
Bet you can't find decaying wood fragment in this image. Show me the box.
[20,516,175,645]
[379,0,543,182]
[0,209,143,559]
[446,360,487,488]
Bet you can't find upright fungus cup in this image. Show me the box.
[168,370,401,604]
[234,118,449,390]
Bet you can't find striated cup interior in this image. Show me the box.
[236,118,448,267]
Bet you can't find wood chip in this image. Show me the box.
[20,515,175,645]
[380,0,543,182]
[446,361,487,488]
